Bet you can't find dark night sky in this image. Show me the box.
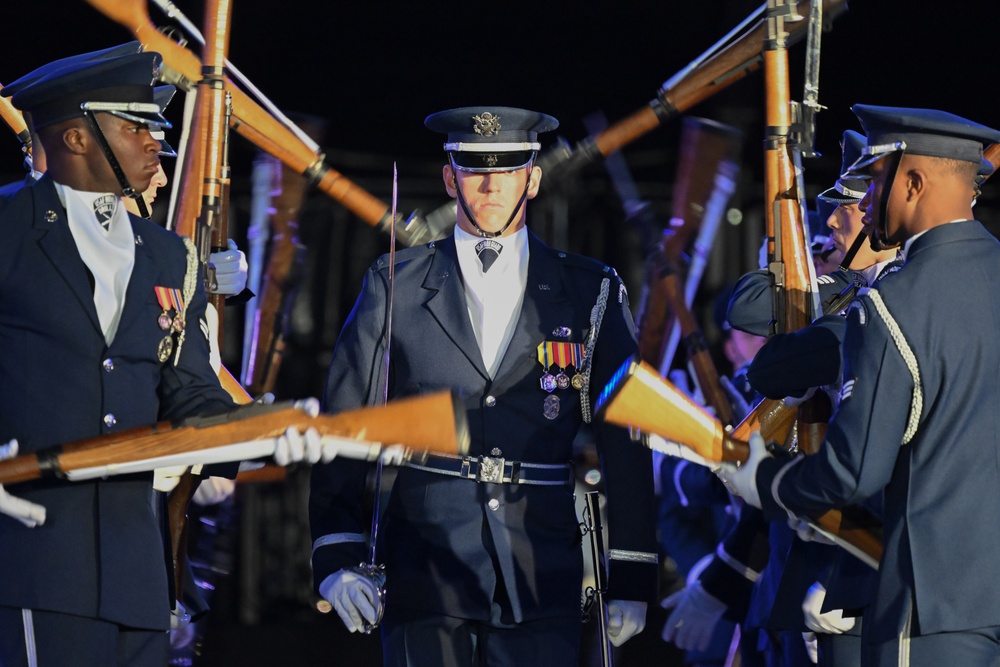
[4,0,998,173]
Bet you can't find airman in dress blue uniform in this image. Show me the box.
[0,52,238,666]
[719,105,1000,667]
[309,106,659,667]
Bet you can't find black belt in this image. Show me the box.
[407,453,573,486]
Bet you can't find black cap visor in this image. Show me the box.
[449,149,536,173]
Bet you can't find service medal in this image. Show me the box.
[555,372,570,390]
[571,373,586,390]
[543,394,560,420]
[158,311,172,330]
[172,314,185,333]
[157,335,174,363]
[540,373,558,393]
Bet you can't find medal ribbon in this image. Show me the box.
[154,286,173,312]
[536,341,554,371]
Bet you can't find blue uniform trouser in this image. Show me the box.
[817,631,861,667]
[865,626,1000,667]
[381,607,581,667]
[0,606,168,667]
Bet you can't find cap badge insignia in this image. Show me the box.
[485,154,498,168]
[473,112,502,137]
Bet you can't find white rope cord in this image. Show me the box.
[867,289,923,445]
[580,277,610,424]
[173,236,199,367]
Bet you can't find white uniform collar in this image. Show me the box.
[54,182,136,345]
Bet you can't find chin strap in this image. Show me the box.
[83,110,151,219]
[838,229,867,271]
[871,151,904,252]
[451,154,534,238]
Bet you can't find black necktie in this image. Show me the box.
[475,239,502,273]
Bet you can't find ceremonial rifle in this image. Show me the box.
[162,0,255,606]
[0,391,470,486]
[633,117,742,426]
[758,0,832,456]
[242,123,319,395]
[536,0,846,180]
[730,105,1000,452]
[83,0,452,247]
[595,358,883,569]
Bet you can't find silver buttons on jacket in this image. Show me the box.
[485,395,497,407]
[102,358,115,372]
[103,413,116,428]
[488,499,500,511]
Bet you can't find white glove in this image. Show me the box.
[607,599,647,647]
[715,431,771,508]
[273,398,322,466]
[0,439,46,527]
[803,631,818,664]
[802,582,855,634]
[170,601,195,650]
[789,517,836,545]
[209,239,249,296]
[660,582,727,651]
[320,569,383,633]
[192,476,236,506]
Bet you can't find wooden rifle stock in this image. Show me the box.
[595,358,882,567]
[0,391,470,487]
[82,0,429,244]
[538,0,847,176]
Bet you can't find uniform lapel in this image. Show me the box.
[422,236,491,380]
[492,232,574,388]
[31,177,103,334]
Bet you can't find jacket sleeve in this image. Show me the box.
[590,273,660,603]
[727,270,852,337]
[699,505,770,621]
[746,315,846,399]
[310,265,388,590]
[757,297,912,520]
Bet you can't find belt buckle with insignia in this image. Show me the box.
[477,456,505,483]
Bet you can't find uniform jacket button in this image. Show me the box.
[103,413,116,428]
[102,358,115,372]
[488,499,500,511]
[485,395,497,407]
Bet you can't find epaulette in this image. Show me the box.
[552,248,619,278]
[373,240,438,271]
[553,249,629,305]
